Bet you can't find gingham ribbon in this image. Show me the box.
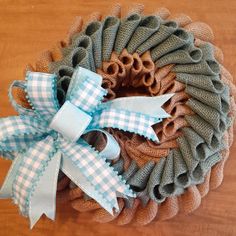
[0,67,173,228]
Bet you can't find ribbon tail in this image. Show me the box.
[61,156,113,214]
[59,139,135,214]
[0,153,22,198]
[90,110,161,142]
[98,93,174,118]
[29,152,61,228]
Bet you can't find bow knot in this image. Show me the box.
[49,101,92,142]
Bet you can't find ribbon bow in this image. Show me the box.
[0,67,173,228]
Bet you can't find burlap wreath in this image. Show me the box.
[14,3,236,226]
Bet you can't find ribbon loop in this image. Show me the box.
[67,67,107,114]
[8,80,35,116]
[84,129,120,160]
[26,72,60,121]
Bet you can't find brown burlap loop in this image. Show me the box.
[35,50,53,72]
[156,196,178,220]
[65,16,83,44]
[34,41,66,74]
[178,185,201,214]
[91,199,125,223]
[107,3,122,18]
[117,49,134,78]
[121,3,144,18]
[197,170,211,197]
[153,7,171,20]
[83,12,102,29]
[184,22,215,42]
[115,198,140,225]
[132,200,158,226]
[170,13,192,27]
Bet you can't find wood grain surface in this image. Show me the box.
[0,1,236,235]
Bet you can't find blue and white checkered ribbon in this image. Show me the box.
[0,67,173,228]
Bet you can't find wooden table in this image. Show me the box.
[0,1,236,235]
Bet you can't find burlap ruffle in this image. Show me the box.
[15,3,236,225]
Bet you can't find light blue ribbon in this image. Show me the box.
[0,66,173,228]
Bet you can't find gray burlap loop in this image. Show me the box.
[177,136,199,174]
[49,59,67,74]
[155,45,202,68]
[128,161,155,192]
[199,152,222,175]
[74,35,95,71]
[187,99,227,133]
[126,15,161,54]
[221,86,231,114]
[173,42,220,75]
[190,163,205,184]
[147,158,166,203]
[185,115,222,149]
[57,87,66,105]
[122,160,139,180]
[181,127,207,160]
[57,76,71,94]
[63,34,90,55]
[173,59,220,75]
[102,16,120,61]
[200,42,217,61]
[156,40,202,68]
[71,47,91,69]
[151,29,193,61]
[50,46,91,73]
[176,73,224,93]
[159,152,184,197]
[136,21,178,55]
[173,149,191,188]
[61,35,96,71]
[200,43,221,74]
[185,85,229,113]
[54,65,74,79]
[114,13,142,54]
[83,21,103,68]
[112,158,124,175]
[182,127,224,162]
